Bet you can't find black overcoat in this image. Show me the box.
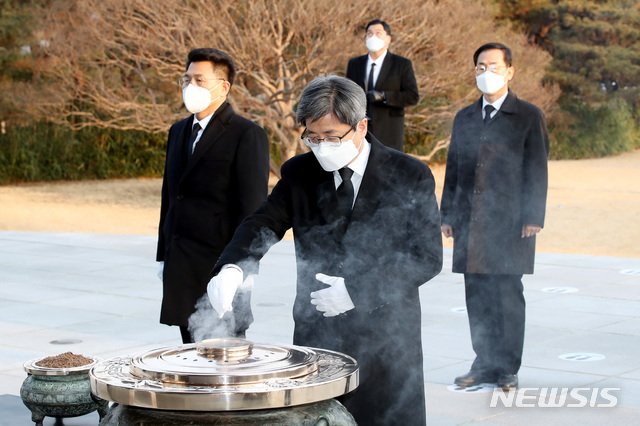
[440,91,549,274]
[157,102,270,327]
[214,135,443,425]
[346,53,419,151]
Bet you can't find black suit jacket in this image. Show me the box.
[214,135,442,425]
[346,52,419,151]
[441,91,549,274]
[157,102,270,327]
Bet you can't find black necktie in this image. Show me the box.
[484,105,495,124]
[188,122,201,156]
[337,168,354,218]
[367,63,376,91]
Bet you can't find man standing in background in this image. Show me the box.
[440,42,549,391]
[346,19,419,152]
[157,48,270,344]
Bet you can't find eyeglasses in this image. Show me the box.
[475,64,508,74]
[178,75,225,89]
[301,127,355,148]
[366,30,386,38]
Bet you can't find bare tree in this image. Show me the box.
[36,0,558,171]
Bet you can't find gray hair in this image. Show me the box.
[296,75,367,127]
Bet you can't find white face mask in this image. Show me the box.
[310,127,363,172]
[182,81,223,114]
[476,69,509,95]
[366,35,386,53]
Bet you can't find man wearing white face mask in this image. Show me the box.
[157,48,269,344]
[441,43,549,391]
[346,19,419,152]
[206,75,442,425]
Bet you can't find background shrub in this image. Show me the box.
[0,122,166,184]
[549,97,640,159]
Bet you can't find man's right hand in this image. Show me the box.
[366,90,386,103]
[441,224,453,238]
[207,265,243,318]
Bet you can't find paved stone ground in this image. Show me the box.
[1,231,639,425]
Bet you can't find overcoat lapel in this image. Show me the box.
[495,90,518,121]
[375,54,393,91]
[354,56,368,86]
[314,172,353,243]
[316,177,340,224]
[179,103,233,183]
[350,138,387,221]
[176,120,193,175]
[470,96,484,127]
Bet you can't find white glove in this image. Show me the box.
[310,273,355,317]
[157,261,164,281]
[207,265,243,318]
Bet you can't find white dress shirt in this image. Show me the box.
[366,50,387,90]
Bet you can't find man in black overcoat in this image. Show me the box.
[206,75,442,425]
[346,19,419,152]
[440,43,550,391]
[156,48,270,343]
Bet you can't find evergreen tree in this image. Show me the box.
[498,0,640,100]
[496,0,640,157]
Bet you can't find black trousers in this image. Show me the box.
[179,326,194,344]
[464,273,525,375]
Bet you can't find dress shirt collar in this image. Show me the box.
[367,49,388,68]
[482,91,509,113]
[192,112,214,131]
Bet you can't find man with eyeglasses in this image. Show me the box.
[346,19,419,152]
[156,48,270,344]
[205,75,442,424]
[440,42,549,391]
